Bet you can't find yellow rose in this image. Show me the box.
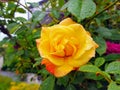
[36,18,98,77]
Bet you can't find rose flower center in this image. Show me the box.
[64,43,74,57]
[50,37,77,58]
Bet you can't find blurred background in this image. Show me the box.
[0,0,40,41]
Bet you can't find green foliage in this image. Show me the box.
[66,84,76,90]
[79,64,101,73]
[51,9,60,19]
[40,76,55,90]
[104,54,120,62]
[7,23,20,34]
[108,82,120,90]
[16,8,26,13]
[32,11,46,22]
[105,61,120,74]
[33,57,42,68]
[84,72,103,80]
[94,36,106,56]
[57,75,69,87]
[58,0,65,8]
[67,0,96,21]
[96,27,120,40]
[94,57,105,67]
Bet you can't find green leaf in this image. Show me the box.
[85,73,103,80]
[32,11,46,22]
[97,71,112,83]
[15,17,27,22]
[57,76,69,87]
[61,1,69,10]
[7,2,16,10]
[33,62,40,68]
[96,27,120,40]
[15,25,27,34]
[104,54,120,62]
[58,0,65,8]
[105,61,120,74]
[7,23,20,34]
[16,50,24,56]
[109,30,120,40]
[40,76,55,90]
[33,57,42,67]
[27,2,39,8]
[94,36,106,56]
[52,9,60,19]
[33,30,41,39]
[66,84,76,90]
[79,64,101,73]
[16,8,26,13]
[114,74,120,83]
[38,68,49,77]
[97,27,112,38]
[94,57,105,67]
[67,0,96,21]
[35,57,42,61]
[108,82,120,90]
[72,72,84,84]
[0,11,2,17]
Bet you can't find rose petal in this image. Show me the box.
[59,18,76,26]
[67,47,96,67]
[54,64,73,77]
[38,39,64,65]
[42,59,73,77]
[69,24,87,59]
[41,59,56,74]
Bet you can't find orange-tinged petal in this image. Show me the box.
[42,59,74,77]
[54,64,73,77]
[59,18,76,26]
[41,58,50,65]
[94,41,99,48]
[86,31,91,36]
[69,42,77,56]
[64,43,74,57]
[41,59,56,74]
